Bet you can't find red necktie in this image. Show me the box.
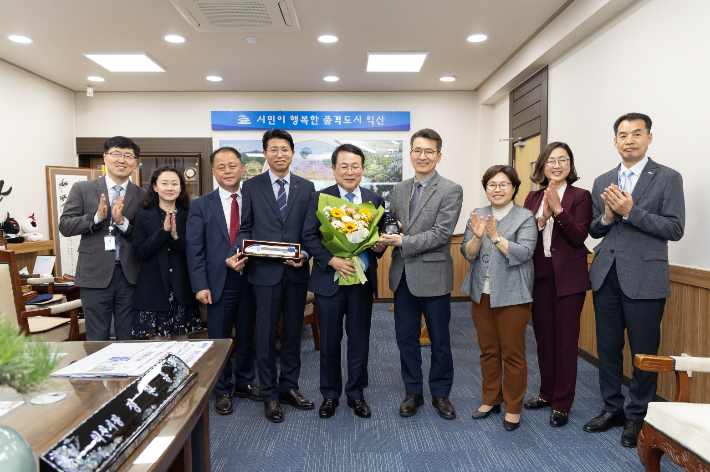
[229,194,240,245]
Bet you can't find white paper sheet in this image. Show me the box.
[33,255,56,276]
[133,436,175,464]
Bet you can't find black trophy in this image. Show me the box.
[382,212,399,235]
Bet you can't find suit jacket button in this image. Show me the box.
[283,231,287,234]
[610,249,615,254]
[168,248,170,251]
[169,269,173,272]
[551,248,555,252]
[482,254,490,263]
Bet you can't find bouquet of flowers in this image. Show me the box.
[316,193,385,285]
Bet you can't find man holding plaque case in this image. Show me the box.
[302,143,386,419]
[231,129,315,423]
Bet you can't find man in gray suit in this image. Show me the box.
[584,113,685,448]
[59,136,146,340]
[381,128,463,420]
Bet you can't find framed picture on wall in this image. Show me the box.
[46,166,139,277]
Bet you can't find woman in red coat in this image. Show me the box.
[522,142,592,427]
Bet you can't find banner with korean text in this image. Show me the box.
[212,111,410,131]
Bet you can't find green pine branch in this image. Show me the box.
[0,317,60,394]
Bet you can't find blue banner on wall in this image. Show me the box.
[212,111,410,131]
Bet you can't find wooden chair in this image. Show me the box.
[0,249,85,341]
[634,354,710,472]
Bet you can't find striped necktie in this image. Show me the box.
[345,192,369,271]
[276,179,287,220]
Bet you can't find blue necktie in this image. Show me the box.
[276,179,287,220]
[345,192,369,271]
[111,185,122,259]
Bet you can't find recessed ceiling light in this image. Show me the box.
[164,35,185,43]
[323,76,339,82]
[318,35,338,43]
[246,37,258,44]
[84,54,164,72]
[206,76,223,82]
[440,76,456,82]
[87,76,105,82]
[9,35,33,44]
[467,34,488,43]
[367,53,427,72]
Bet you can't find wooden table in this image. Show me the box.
[0,339,231,472]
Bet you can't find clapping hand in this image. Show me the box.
[111,196,125,225]
[602,184,633,217]
[484,216,499,241]
[469,213,485,239]
[546,181,563,216]
[163,212,179,239]
[97,194,108,221]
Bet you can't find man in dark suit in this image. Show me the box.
[59,136,146,341]
[232,129,315,423]
[381,128,463,420]
[186,147,258,415]
[585,113,685,448]
[302,144,386,419]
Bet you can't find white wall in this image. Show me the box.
[0,61,76,240]
[75,91,478,233]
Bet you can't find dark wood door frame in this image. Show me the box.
[508,65,548,164]
[76,138,213,195]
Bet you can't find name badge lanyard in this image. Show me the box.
[104,189,119,251]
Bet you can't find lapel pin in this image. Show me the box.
[648,172,653,174]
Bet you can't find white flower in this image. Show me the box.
[332,220,345,229]
[353,213,361,220]
[341,215,353,223]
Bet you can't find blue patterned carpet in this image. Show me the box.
[208,302,680,471]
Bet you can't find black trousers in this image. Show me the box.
[252,273,308,402]
[80,265,135,341]
[592,261,666,421]
[315,280,374,401]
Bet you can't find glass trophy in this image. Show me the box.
[382,212,399,235]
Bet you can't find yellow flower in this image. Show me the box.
[331,208,344,218]
[360,208,372,220]
[344,222,357,232]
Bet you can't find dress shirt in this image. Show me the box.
[268,169,291,200]
[94,175,130,232]
[218,185,242,233]
[482,201,514,294]
[410,171,437,199]
[535,182,567,257]
[600,156,648,226]
[338,185,362,203]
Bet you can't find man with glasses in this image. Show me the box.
[59,136,146,341]
[186,147,259,415]
[302,143,386,419]
[380,128,463,420]
[232,129,315,423]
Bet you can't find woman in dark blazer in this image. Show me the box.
[460,165,537,431]
[522,142,592,427]
[132,166,201,340]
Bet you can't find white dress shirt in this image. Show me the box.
[600,156,648,226]
[535,182,567,257]
[94,175,130,232]
[268,169,290,200]
[338,185,362,203]
[218,185,242,233]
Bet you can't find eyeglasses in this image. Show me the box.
[106,151,137,161]
[336,164,362,173]
[546,158,569,167]
[411,148,437,158]
[487,182,511,190]
[267,147,293,156]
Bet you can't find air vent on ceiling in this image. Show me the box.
[170,0,300,32]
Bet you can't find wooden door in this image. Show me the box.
[513,135,541,206]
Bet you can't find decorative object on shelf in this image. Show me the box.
[3,212,24,243]
[40,354,197,472]
[21,214,43,242]
[183,167,198,181]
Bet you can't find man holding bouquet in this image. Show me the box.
[302,143,386,419]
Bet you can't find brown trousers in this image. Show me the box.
[471,294,532,414]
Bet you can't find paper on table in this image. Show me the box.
[19,267,29,275]
[0,401,24,418]
[133,437,175,464]
[33,255,56,276]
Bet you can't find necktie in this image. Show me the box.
[409,181,422,220]
[276,179,287,220]
[624,169,634,194]
[229,194,240,246]
[111,185,122,260]
[345,192,369,270]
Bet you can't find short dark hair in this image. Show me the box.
[262,129,294,151]
[410,128,442,152]
[530,142,580,186]
[209,146,242,166]
[613,113,652,135]
[104,136,140,157]
[142,165,190,211]
[331,143,365,166]
[481,165,522,199]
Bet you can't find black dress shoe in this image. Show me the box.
[583,410,625,433]
[264,400,284,423]
[233,383,262,401]
[215,393,233,415]
[503,419,520,431]
[621,419,643,448]
[431,397,456,419]
[319,398,339,419]
[278,388,315,410]
[550,410,568,427]
[524,396,551,410]
[399,394,424,417]
[472,404,501,419]
[347,399,372,418]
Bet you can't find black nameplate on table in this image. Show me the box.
[40,354,197,472]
